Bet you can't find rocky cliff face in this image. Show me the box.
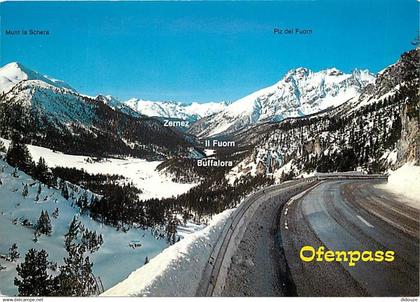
[397,102,420,166]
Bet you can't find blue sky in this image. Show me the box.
[1,0,418,103]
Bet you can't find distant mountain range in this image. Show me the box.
[188,67,375,137]
[123,68,375,138]
[0,62,376,139]
[0,62,200,160]
[124,99,228,123]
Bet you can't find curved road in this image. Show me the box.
[197,178,316,296]
[281,180,419,296]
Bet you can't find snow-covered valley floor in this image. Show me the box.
[0,138,197,201]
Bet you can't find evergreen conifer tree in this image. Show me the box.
[32,157,51,186]
[77,191,89,213]
[65,216,80,250]
[57,218,102,296]
[36,210,52,236]
[22,184,28,197]
[12,167,18,178]
[52,207,59,219]
[9,243,20,261]
[14,249,57,296]
[6,135,33,173]
[62,184,69,200]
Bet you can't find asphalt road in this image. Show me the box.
[221,185,310,296]
[281,180,419,297]
[197,178,317,296]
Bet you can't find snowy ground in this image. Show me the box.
[0,138,197,200]
[379,162,420,209]
[0,157,176,295]
[103,208,234,297]
[0,138,241,297]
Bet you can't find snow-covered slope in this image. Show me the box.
[189,68,375,137]
[0,62,75,94]
[0,62,113,126]
[103,208,233,296]
[124,99,226,122]
[0,157,171,296]
[4,78,96,127]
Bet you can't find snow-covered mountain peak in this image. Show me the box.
[0,62,75,94]
[1,62,24,76]
[285,67,311,79]
[324,68,343,76]
[124,98,227,121]
[351,68,376,84]
[1,62,27,77]
[188,67,376,138]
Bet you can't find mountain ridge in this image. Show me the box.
[225,49,419,181]
[124,98,228,122]
[0,62,75,94]
[1,62,375,134]
[188,67,375,138]
[0,63,201,160]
